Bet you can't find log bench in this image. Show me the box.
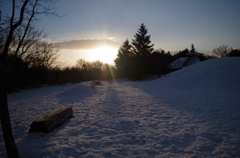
[29,107,73,133]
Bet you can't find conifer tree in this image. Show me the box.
[114,39,132,77]
[131,23,154,76]
[190,44,196,52]
[132,23,154,57]
[115,24,155,80]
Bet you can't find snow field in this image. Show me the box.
[0,57,240,157]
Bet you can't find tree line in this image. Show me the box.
[115,24,195,80]
[114,24,240,80]
[115,24,174,80]
[212,45,240,57]
[4,23,240,92]
[5,56,116,93]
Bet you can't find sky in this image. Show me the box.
[1,0,240,66]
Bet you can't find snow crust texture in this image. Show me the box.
[1,57,240,158]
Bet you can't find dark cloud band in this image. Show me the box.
[58,39,120,50]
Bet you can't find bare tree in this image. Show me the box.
[0,1,60,157]
[212,45,233,57]
[76,59,103,70]
[3,24,59,70]
[23,39,59,69]
[76,59,93,70]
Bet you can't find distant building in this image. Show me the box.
[168,45,207,69]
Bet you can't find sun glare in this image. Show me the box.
[90,46,118,64]
[58,46,119,67]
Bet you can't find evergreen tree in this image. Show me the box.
[131,24,154,77]
[149,49,173,75]
[132,23,154,57]
[190,44,196,52]
[228,49,240,56]
[175,48,189,57]
[114,39,132,77]
[114,24,156,80]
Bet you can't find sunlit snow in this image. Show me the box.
[1,57,240,157]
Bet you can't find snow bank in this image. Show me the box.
[149,57,240,93]
[0,57,240,158]
[143,57,240,157]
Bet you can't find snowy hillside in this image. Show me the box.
[1,57,240,157]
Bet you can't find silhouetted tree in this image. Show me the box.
[76,59,103,70]
[174,48,189,57]
[148,49,173,75]
[132,24,154,57]
[212,45,233,57]
[76,59,93,70]
[228,49,240,57]
[25,41,59,69]
[131,23,154,78]
[75,59,103,80]
[5,53,29,92]
[115,24,156,80]
[0,1,60,157]
[12,25,60,69]
[114,39,132,77]
[190,44,196,52]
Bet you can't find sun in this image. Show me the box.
[91,46,118,64]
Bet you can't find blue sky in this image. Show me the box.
[39,0,240,50]
[2,0,240,65]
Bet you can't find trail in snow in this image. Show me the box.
[0,57,240,158]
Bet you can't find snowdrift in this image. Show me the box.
[147,57,240,94]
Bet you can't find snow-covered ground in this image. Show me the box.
[1,57,240,158]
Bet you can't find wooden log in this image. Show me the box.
[29,107,73,133]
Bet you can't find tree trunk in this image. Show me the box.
[0,69,19,158]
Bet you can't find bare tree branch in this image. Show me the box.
[2,0,29,62]
[212,45,233,57]
[0,1,61,157]
[13,0,38,58]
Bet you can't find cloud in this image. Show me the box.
[58,39,121,50]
